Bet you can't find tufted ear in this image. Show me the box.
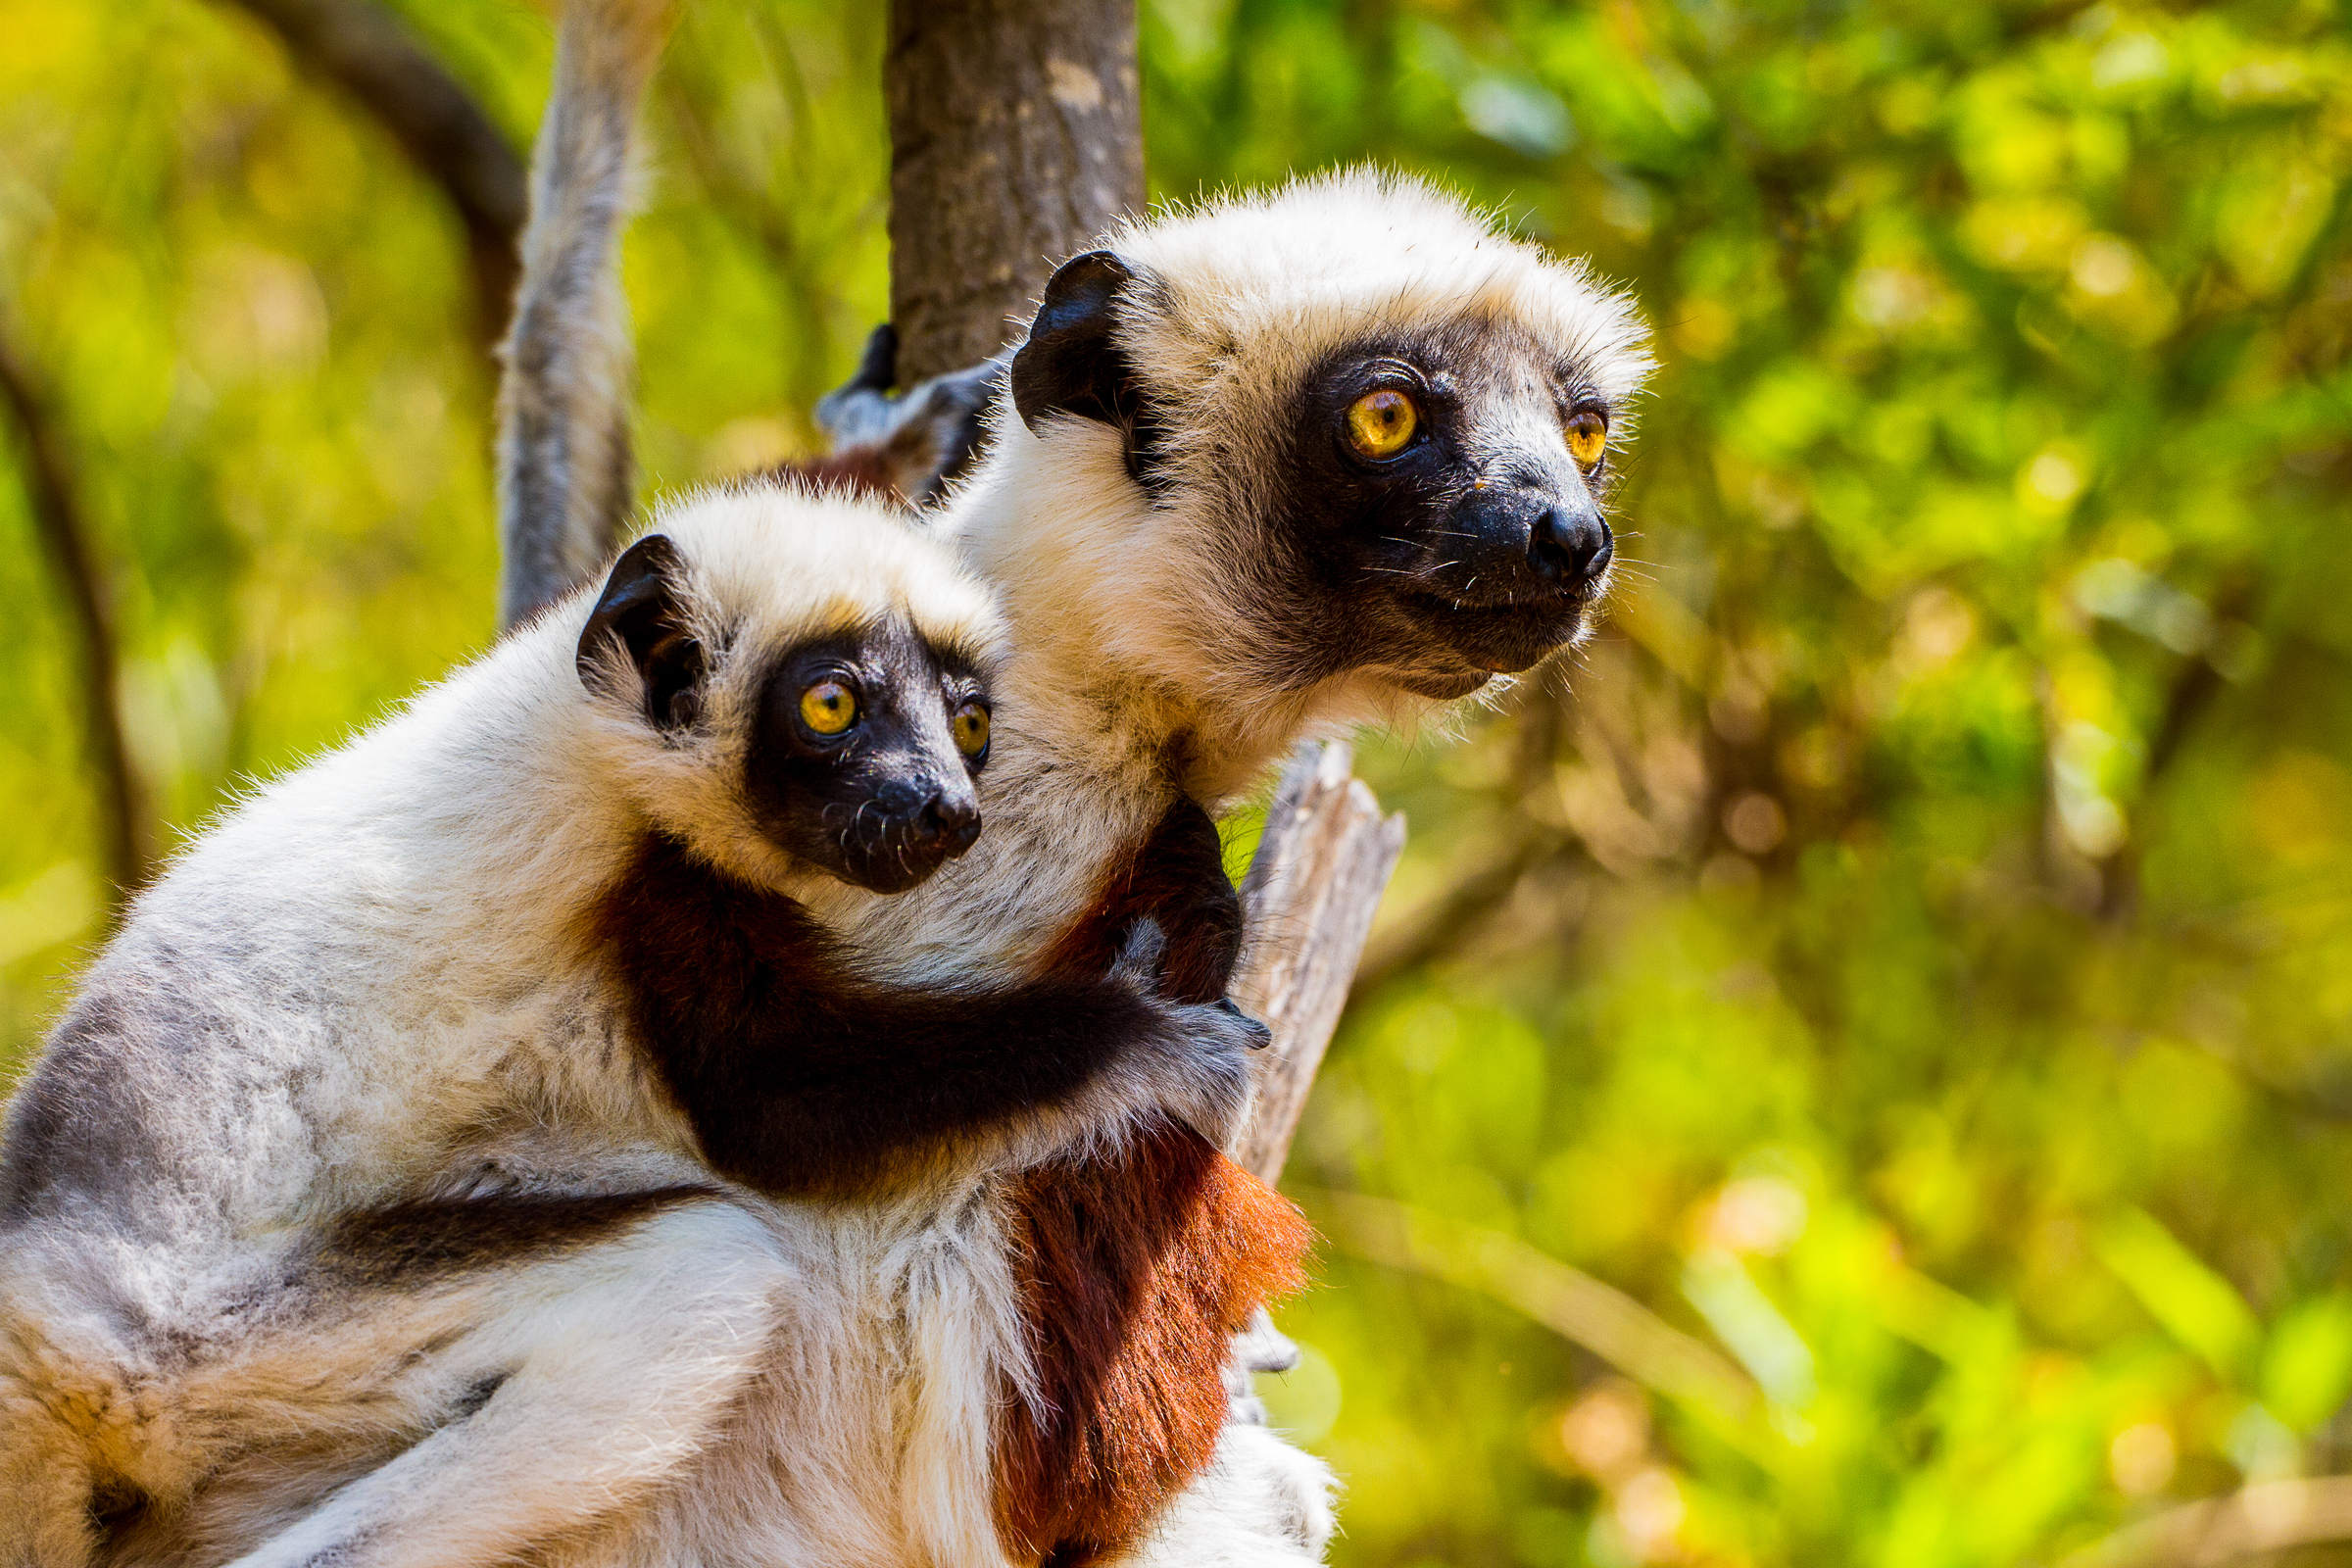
[578,534,706,731]
[1009,250,1146,435]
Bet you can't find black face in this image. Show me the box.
[740,622,992,895]
[578,536,993,897]
[1011,252,1621,702]
[1271,333,1617,699]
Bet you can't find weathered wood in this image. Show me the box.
[883,0,1144,382]
[1230,743,1407,1185]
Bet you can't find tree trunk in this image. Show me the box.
[881,5,1400,1178]
[883,0,1144,382]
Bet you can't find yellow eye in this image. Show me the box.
[952,701,992,761]
[1565,410,1608,469]
[1346,389,1420,460]
[799,680,858,736]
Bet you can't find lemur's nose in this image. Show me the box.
[909,790,982,858]
[1528,504,1612,588]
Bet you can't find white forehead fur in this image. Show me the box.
[1103,167,1654,415]
[641,479,1004,663]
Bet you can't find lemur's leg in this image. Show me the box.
[1115,1423,1338,1568]
[185,1191,793,1568]
[810,324,1005,505]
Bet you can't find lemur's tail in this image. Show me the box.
[494,0,680,632]
[496,0,1012,628]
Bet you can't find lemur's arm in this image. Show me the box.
[600,835,1264,1199]
[684,927,1261,1199]
[495,9,1002,631]
[1036,793,1248,1005]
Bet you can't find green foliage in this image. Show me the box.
[4,0,2351,1564]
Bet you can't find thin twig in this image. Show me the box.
[0,325,149,906]
[2060,1476,2352,1568]
[1300,1187,1763,1437]
[215,0,526,345]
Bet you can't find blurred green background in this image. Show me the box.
[4,0,2350,1563]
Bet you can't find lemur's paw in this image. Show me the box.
[811,324,904,443]
[1106,916,1262,1148]
[812,324,1005,505]
[1151,997,1261,1150]
[1213,996,1274,1051]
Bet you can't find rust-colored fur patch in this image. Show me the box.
[995,1129,1309,1565]
[994,795,1313,1565]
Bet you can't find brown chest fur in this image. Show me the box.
[991,799,1313,1565]
[995,1132,1308,1565]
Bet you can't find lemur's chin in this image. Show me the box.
[1390,665,1495,701]
[832,833,973,896]
[1396,590,1592,682]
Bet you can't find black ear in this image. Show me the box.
[1010,250,1144,435]
[578,534,707,731]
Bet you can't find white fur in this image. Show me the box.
[746,170,1651,1568]
[0,484,1040,1568]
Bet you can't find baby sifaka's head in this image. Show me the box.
[572,480,1004,895]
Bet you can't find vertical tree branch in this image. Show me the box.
[883,0,1145,381]
[0,327,149,906]
[215,0,527,346]
[1229,744,1406,1182]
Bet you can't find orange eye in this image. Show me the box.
[799,680,858,736]
[1565,410,1608,468]
[1346,389,1420,460]
[952,701,991,762]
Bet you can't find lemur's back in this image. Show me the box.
[0,642,635,1248]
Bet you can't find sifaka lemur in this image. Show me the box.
[0,0,1655,1562]
[0,484,1273,1568]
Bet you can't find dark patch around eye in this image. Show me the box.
[926,639,999,686]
